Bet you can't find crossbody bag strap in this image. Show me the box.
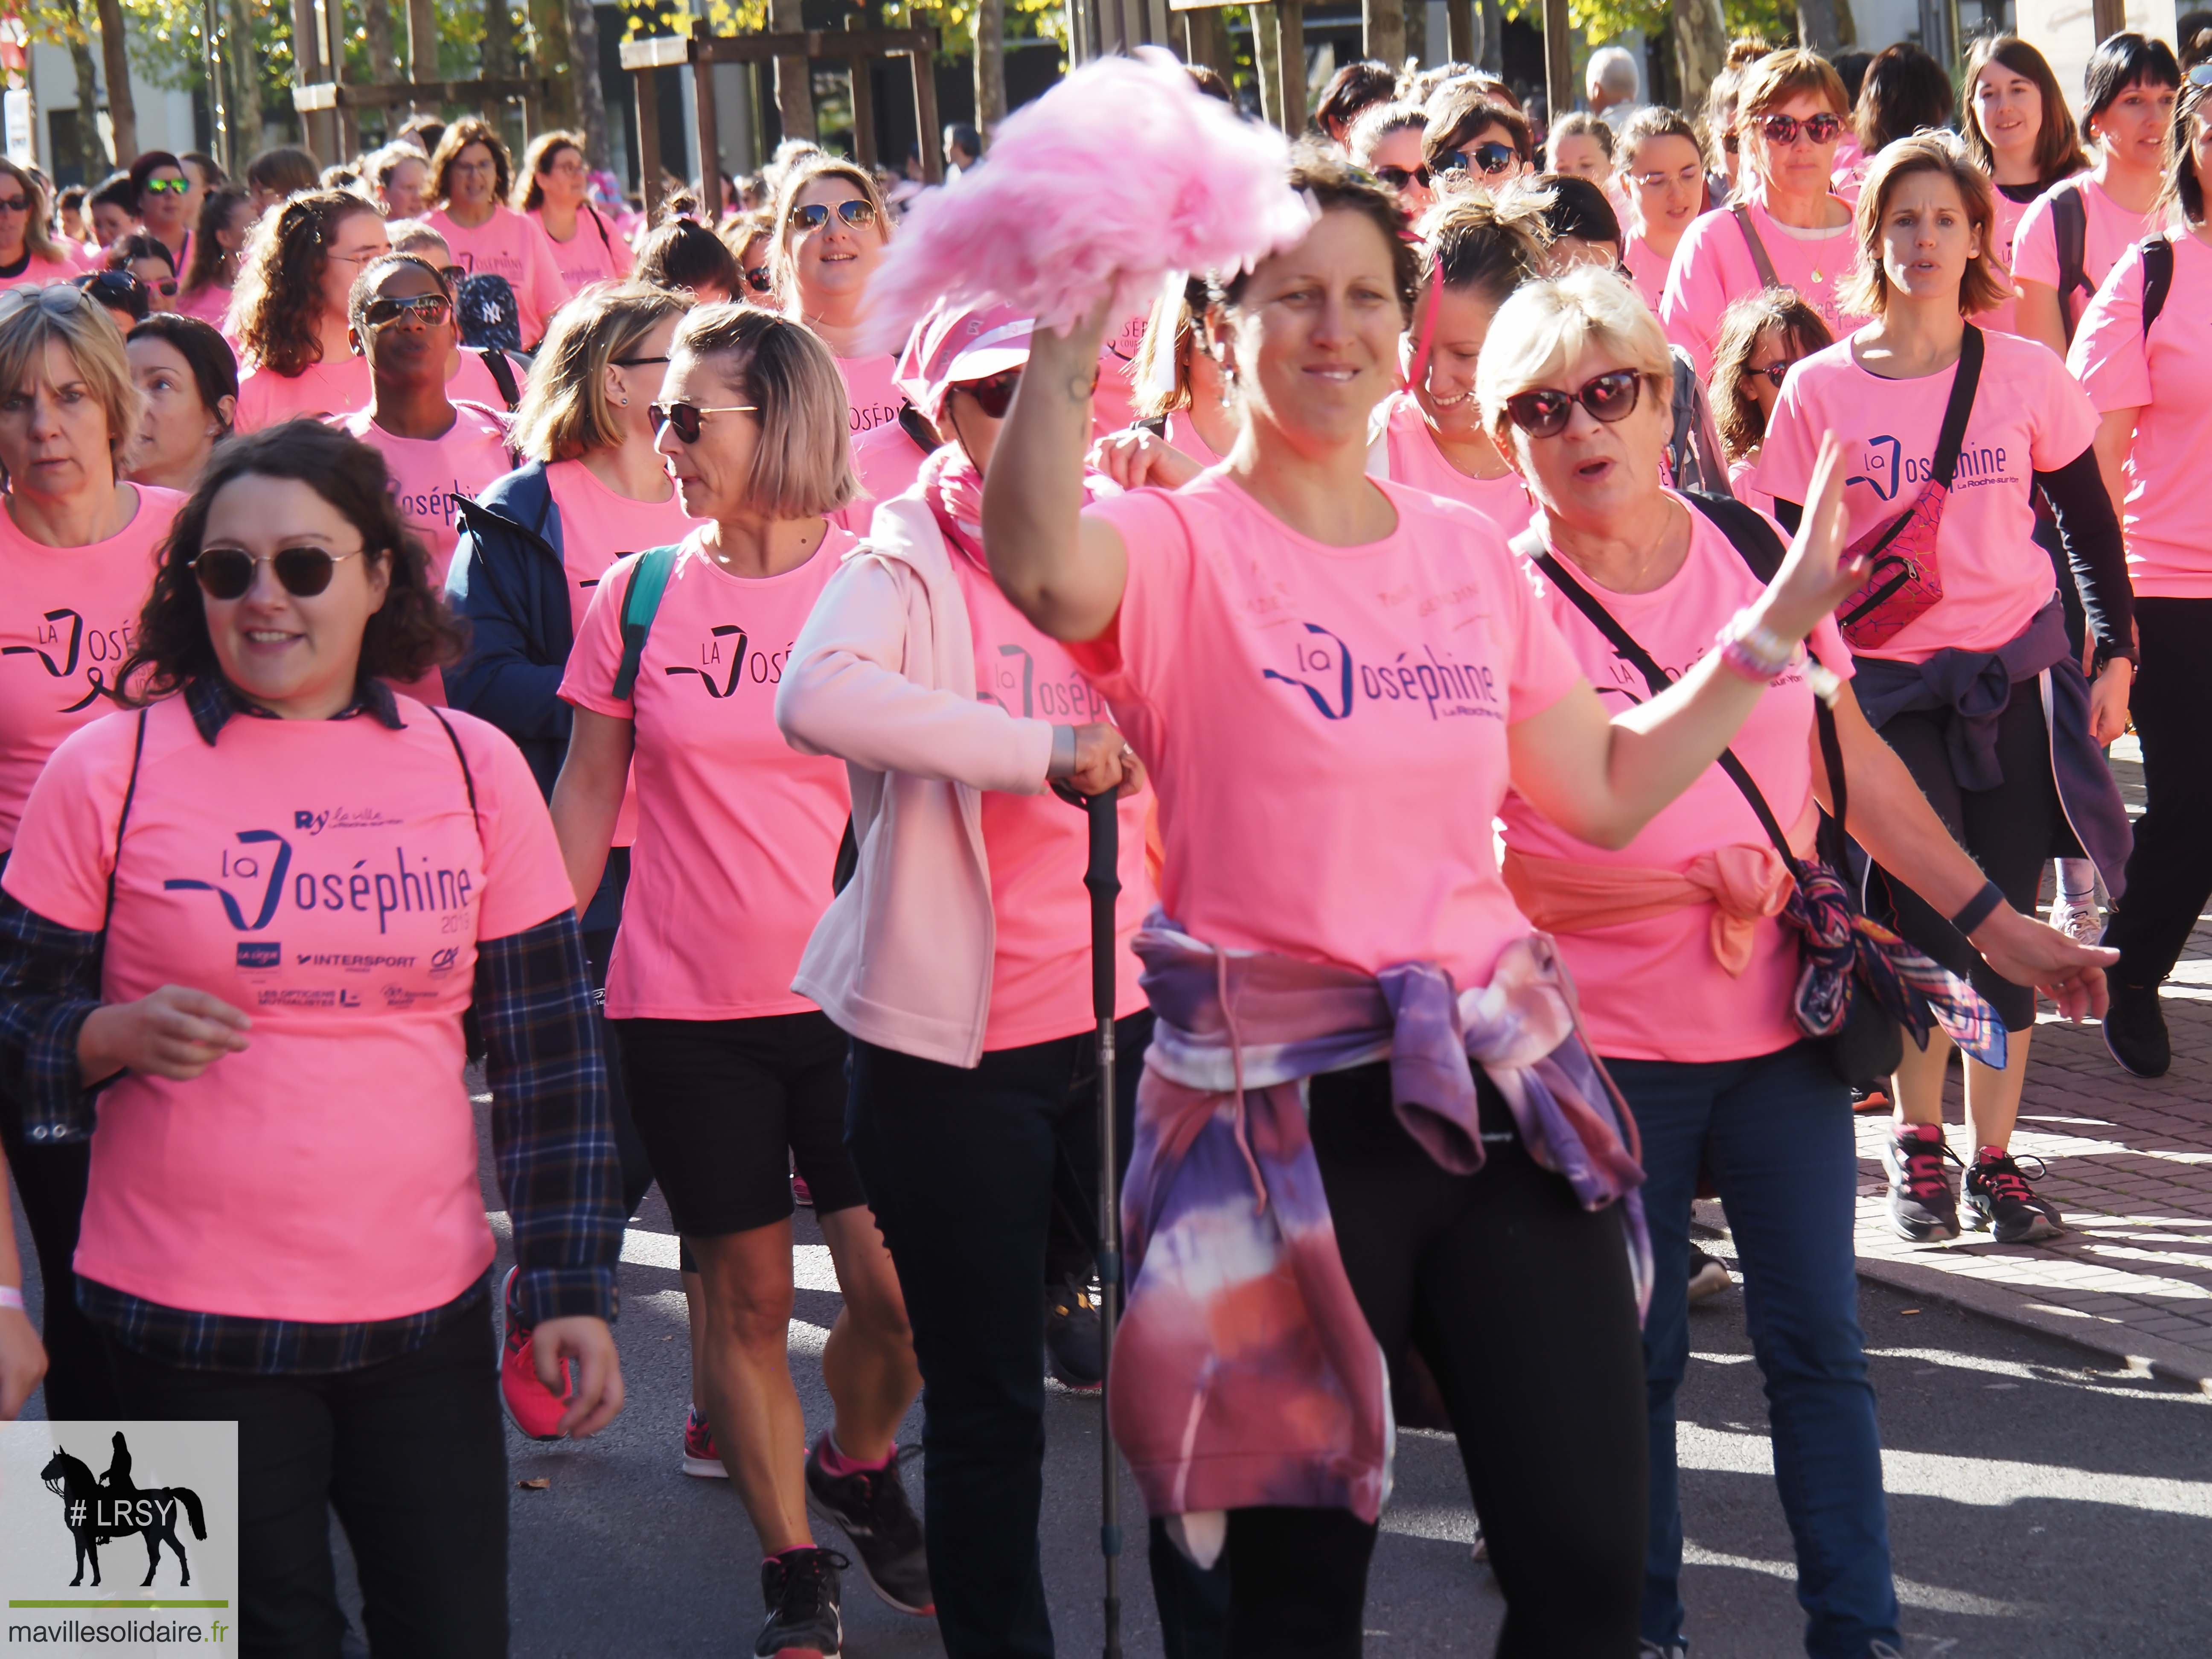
[1926,325,1985,490]
[612,544,681,702]
[100,707,151,937]
[1511,527,1803,876]
[2142,233,2176,334]
[1729,203,1782,289]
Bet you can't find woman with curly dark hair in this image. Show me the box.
[174,184,252,331]
[424,117,570,348]
[230,188,392,431]
[0,417,626,1652]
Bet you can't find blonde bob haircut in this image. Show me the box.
[769,157,892,299]
[1838,132,2008,319]
[511,282,687,465]
[1476,266,1672,446]
[670,303,858,519]
[0,285,143,463]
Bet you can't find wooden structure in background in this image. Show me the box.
[290,75,556,140]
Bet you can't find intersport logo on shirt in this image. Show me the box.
[0,1420,239,1654]
[1260,622,1503,724]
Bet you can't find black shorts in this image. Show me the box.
[613,1010,867,1237]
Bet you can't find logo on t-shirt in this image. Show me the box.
[850,400,898,434]
[1848,434,2013,503]
[979,642,1111,722]
[391,480,465,532]
[163,828,477,936]
[2,606,134,711]
[1261,622,1502,723]
[665,625,789,697]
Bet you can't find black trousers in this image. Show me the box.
[2107,597,2212,991]
[1208,1064,1649,1659]
[104,1298,508,1659]
[1872,683,2075,1033]
[0,1112,119,1419]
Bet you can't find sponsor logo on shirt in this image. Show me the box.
[1847,436,2014,503]
[163,829,477,936]
[978,642,1112,722]
[236,940,282,970]
[294,951,417,971]
[665,625,792,697]
[429,946,462,976]
[294,807,404,835]
[255,987,366,1008]
[1260,623,1504,723]
[1,607,135,711]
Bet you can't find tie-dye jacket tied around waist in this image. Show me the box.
[1106,912,1653,1554]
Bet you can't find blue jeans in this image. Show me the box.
[1611,1041,1900,1659]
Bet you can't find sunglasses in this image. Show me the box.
[0,285,89,322]
[1375,163,1432,192]
[190,544,366,600]
[361,294,452,329]
[1435,141,1519,177]
[788,199,878,233]
[1742,358,1800,389]
[650,401,759,442]
[148,277,178,297]
[1755,111,1845,146]
[0,195,28,214]
[1503,368,1645,438]
[743,265,773,293]
[958,367,1022,419]
[142,177,189,196]
[611,354,669,368]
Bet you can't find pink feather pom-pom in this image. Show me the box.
[861,47,1313,354]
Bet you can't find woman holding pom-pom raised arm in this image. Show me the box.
[983,147,1865,1654]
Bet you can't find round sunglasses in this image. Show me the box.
[651,401,760,443]
[1754,111,1845,147]
[956,367,1022,419]
[191,544,366,600]
[1435,141,1519,178]
[789,199,878,233]
[1503,369,1645,438]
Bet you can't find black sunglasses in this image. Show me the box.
[362,294,452,329]
[788,199,877,232]
[1743,359,1799,389]
[650,400,759,443]
[190,545,366,600]
[150,278,178,297]
[1375,163,1432,193]
[1755,111,1845,146]
[958,368,1022,419]
[0,195,29,214]
[1503,369,1645,438]
[1436,141,1519,178]
[742,265,773,293]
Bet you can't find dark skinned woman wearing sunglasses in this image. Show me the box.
[769,157,902,443]
[0,418,624,1654]
[1661,49,1868,378]
[0,283,181,1423]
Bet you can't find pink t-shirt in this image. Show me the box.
[835,418,931,534]
[0,253,81,292]
[527,205,634,294]
[234,351,526,434]
[2010,174,2155,329]
[425,205,572,346]
[1755,327,2098,663]
[1163,410,1225,469]
[337,403,514,588]
[1376,392,1537,539]
[1093,310,1150,437]
[0,486,180,851]
[1621,230,1672,315]
[1729,455,1775,518]
[2069,231,2212,598]
[1975,180,2049,337]
[945,543,1152,1049]
[1661,198,1868,378]
[1,696,576,1321]
[560,531,854,1019]
[1499,501,1852,1062]
[836,353,902,439]
[173,281,234,334]
[1072,474,1583,989]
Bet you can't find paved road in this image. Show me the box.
[15,1162,2212,1656]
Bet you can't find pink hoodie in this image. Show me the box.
[775,493,1057,1067]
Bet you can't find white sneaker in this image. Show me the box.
[1639,1643,1688,1659]
[2051,896,2102,944]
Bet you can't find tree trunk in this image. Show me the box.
[1445,0,1474,65]
[483,0,515,80]
[224,0,266,157]
[361,0,398,84]
[1671,0,1727,114]
[93,0,137,166]
[1402,0,1424,72]
[1362,0,1403,74]
[771,0,815,143]
[1253,1,1283,130]
[530,0,579,131]
[974,0,1005,134]
[1478,0,1502,73]
[565,0,610,166]
[1795,0,1840,57]
[67,7,108,183]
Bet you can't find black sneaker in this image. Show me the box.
[1044,1274,1103,1390]
[803,1438,933,1616]
[1880,1123,1961,1243]
[756,1545,846,1658]
[1964,1148,2064,1243]
[2104,983,2171,1079]
[1686,1244,1731,1302]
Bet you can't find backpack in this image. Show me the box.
[1664,348,1733,499]
[2051,185,2094,347]
[454,271,522,353]
[477,348,522,411]
[2142,233,2175,335]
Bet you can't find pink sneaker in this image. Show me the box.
[682,1404,729,1478]
[500,1266,570,1441]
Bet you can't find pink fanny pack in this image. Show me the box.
[1835,326,1984,650]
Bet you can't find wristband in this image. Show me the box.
[1951,879,2005,936]
[0,1286,22,1311]
[1714,608,1796,684]
[1046,724,1078,780]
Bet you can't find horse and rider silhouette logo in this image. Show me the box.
[38,1431,209,1589]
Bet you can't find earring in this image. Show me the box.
[619,393,629,406]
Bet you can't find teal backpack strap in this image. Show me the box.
[612,544,680,702]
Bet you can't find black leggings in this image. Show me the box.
[1214,1064,1648,1659]
[1872,681,2075,1032]
[2107,597,2212,991]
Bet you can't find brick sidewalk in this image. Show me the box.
[1713,738,2212,1391]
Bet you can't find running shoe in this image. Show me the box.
[2103,983,2171,1079]
[1686,1244,1731,1303]
[792,1173,814,1208]
[499,1266,570,1441]
[681,1404,728,1479]
[756,1545,847,1658]
[1880,1123,1961,1243]
[1045,1274,1104,1389]
[2050,896,2103,944]
[1851,1081,1892,1114]
[804,1436,933,1615]
[1964,1147,2064,1243]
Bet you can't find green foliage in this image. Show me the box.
[1492,0,1797,61]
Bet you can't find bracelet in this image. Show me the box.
[1714,608,1797,684]
[1951,879,2006,935]
[0,1285,22,1311]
